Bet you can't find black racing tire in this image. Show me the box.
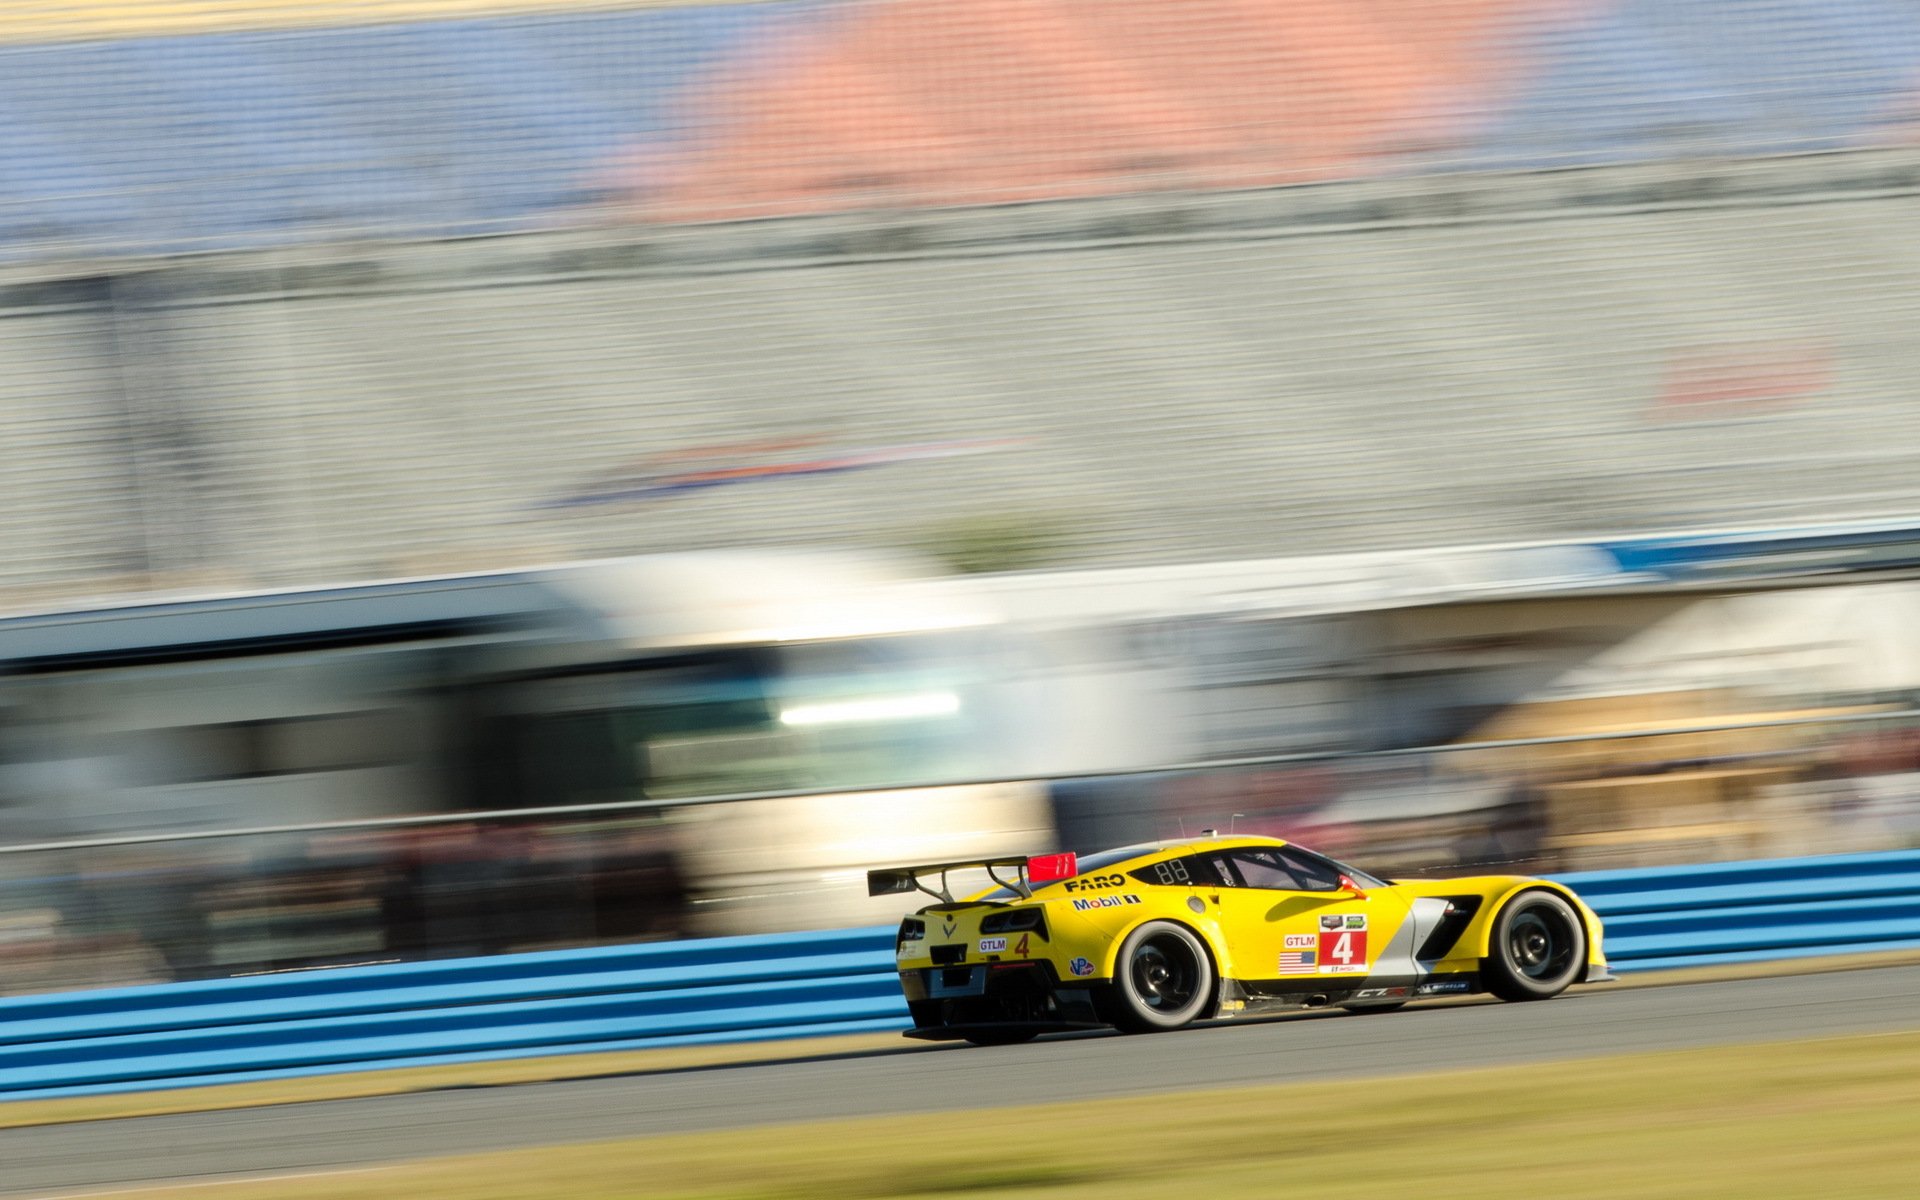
[1342,1002,1407,1015]
[1109,921,1214,1033]
[1483,890,1587,1002]
[962,1029,1038,1046]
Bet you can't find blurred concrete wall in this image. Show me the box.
[2,150,1918,602]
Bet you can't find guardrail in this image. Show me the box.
[1557,848,1920,972]
[2,850,1916,1101]
[0,927,905,1101]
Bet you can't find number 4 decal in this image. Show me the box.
[1014,933,1030,957]
[1318,926,1369,971]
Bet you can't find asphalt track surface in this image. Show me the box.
[7,964,1920,1197]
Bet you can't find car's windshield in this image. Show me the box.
[1321,854,1390,890]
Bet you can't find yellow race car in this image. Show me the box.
[870,834,1612,1044]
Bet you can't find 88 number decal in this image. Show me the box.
[1150,860,1191,886]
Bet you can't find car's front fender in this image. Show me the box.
[1447,878,1608,974]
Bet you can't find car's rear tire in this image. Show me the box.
[1483,890,1586,1002]
[1109,921,1213,1033]
[962,1029,1038,1046]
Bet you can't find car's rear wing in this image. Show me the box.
[867,852,1077,904]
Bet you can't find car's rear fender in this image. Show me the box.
[1099,914,1230,997]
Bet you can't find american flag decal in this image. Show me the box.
[1278,950,1317,975]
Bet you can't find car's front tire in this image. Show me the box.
[1109,921,1214,1032]
[1483,890,1586,1001]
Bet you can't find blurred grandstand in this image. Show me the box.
[3,0,1919,242]
[0,1,1918,603]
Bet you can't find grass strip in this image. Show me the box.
[5,946,1918,1132]
[72,1029,1920,1200]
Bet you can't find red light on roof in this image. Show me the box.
[1029,852,1077,884]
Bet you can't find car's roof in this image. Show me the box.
[1094,834,1289,861]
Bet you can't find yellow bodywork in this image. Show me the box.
[891,836,1606,1020]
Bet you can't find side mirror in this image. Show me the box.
[1336,873,1369,899]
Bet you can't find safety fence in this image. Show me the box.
[0,926,902,1101]
[1560,849,1920,973]
[1,850,1916,1101]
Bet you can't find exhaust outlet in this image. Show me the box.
[1303,993,1331,1008]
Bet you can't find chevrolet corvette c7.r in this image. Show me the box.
[871,835,1611,1044]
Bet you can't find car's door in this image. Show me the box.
[1194,846,1412,990]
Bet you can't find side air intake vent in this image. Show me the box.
[1417,896,1484,961]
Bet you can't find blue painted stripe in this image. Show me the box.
[1607,916,1920,961]
[1556,849,1920,892]
[1574,872,1920,918]
[0,972,901,1068]
[0,925,896,1025]
[0,947,898,1046]
[0,983,908,1093]
[1602,896,1920,934]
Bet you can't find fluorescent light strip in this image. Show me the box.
[777,692,961,726]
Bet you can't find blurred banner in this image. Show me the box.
[5,710,1919,998]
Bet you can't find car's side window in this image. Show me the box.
[1205,854,1243,887]
[1163,854,1241,887]
[1272,845,1344,891]
[1187,855,1229,887]
[1227,851,1311,890]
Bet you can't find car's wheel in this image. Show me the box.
[1483,890,1586,1001]
[962,1029,1038,1046]
[1109,921,1214,1032]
